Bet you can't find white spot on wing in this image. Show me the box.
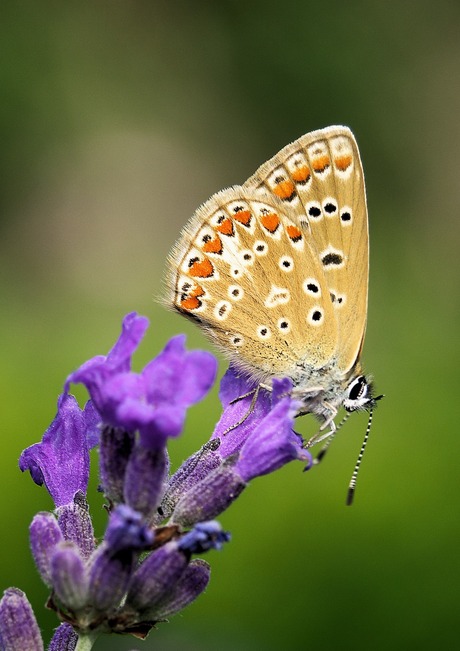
[265,285,290,308]
[279,255,294,272]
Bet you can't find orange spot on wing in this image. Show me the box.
[189,258,214,278]
[335,155,352,171]
[216,218,234,236]
[180,284,205,311]
[202,235,223,254]
[312,155,330,173]
[190,284,204,298]
[260,212,280,233]
[181,296,201,310]
[286,224,302,241]
[233,210,252,226]
[273,179,296,200]
[292,166,311,183]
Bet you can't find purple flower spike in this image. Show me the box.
[19,394,96,507]
[0,588,44,651]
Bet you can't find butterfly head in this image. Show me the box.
[343,375,382,413]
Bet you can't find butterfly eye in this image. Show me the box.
[348,376,366,400]
[344,375,372,412]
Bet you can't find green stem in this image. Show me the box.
[75,632,99,651]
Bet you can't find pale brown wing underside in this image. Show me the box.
[166,126,369,383]
[166,187,338,384]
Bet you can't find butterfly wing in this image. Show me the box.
[244,126,369,374]
[166,186,339,385]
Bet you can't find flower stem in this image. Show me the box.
[75,632,99,651]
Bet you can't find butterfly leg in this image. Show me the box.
[320,403,338,431]
[305,429,335,449]
[229,388,258,405]
[223,385,261,435]
[305,403,338,449]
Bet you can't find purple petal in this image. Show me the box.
[143,335,217,407]
[237,397,310,481]
[83,400,102,449]
[19,394,91,507]
[105,312,149,369]
[178,521,231,554]
[211,367,272,457]
[65,313,149,415]
[138,405,186,449]
[271,376,295,404]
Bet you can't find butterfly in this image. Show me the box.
[165,126,380,456]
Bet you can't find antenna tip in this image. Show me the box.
[315,448,327,464]
[346,486,355,506]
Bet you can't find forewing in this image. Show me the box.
[244,126,369,373]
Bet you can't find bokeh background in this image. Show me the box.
[1,1,459,649]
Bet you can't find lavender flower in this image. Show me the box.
[65,313,217,450]
[3,312,313,649]
[160,367,311,526]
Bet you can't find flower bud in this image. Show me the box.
[0,588,43,651]
[50,542,88,611]
[56,492,95,560]
[171,462,246,527]
[29,512,64,586]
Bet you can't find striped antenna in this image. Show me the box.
[346,407,375,506]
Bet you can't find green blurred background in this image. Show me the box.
[1,1,459,649]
